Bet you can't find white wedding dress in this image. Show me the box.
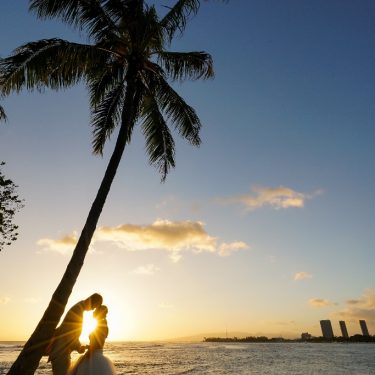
[69,349,116,375]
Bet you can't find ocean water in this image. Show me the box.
[1,341,375,374]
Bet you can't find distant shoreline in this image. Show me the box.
[204,335,375,343]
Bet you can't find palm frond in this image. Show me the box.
[158,51,214,81]
[104,0,141,22]
[91,80,126,155]
[93,76,144,159]
[29,0,81,23]
[0,105,6,122]
[88,63,126,109]
[160,0,201,42]
[71,1,120,42]
[143,69,201,147]
[0,39,105,94]
[140,94,176,181]
[136,5,164,53]
[29,0,120,42]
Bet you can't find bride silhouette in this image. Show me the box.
[68,305,116,375]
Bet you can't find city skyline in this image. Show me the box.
[320,319,372,340]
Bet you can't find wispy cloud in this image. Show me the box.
[294,272,312,281]
[131,264,160,276]
[333,289,375,324]
[219,185,321,211]
[218,241,249,256]
[37,234,78,255]
[308,298,336,308]
[97,220,217,252]
[37,219,249,262]
[0,296,10,305]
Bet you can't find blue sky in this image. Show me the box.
[1,0,375,340]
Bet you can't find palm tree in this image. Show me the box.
[1,1,216,374]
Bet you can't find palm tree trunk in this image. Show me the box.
[8,68,139,375]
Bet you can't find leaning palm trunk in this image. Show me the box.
[8,73,138,375]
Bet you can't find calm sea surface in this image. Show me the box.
[1,341,375,374]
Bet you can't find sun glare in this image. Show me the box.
[79,311,98,343]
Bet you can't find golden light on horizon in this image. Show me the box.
[79,311,97,343]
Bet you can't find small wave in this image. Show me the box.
[224,345,247,350]
[0,345,23,349]
[176,367,197,374]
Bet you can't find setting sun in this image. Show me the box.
[79,311,98,343]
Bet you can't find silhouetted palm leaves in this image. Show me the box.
[1,0,214,180]
[0,105,6,121]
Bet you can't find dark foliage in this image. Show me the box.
[0,162,24,251]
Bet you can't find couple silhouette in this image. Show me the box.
[47,293,116,375]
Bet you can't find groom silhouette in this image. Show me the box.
[48,293,103,375]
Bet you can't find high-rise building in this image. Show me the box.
[359,320,370,336]
[339,321,349,338]
[320,320,334,339]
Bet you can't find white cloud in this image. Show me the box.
[169,251,182,263]
[308,298,336,308]
[218,241,249,256]
[131,264,160,276]
[38,219,250,261]
[294,272,312,281]
[96,220,249,261]
[37,234,78,255]
[220,185,321,210]
[96,220,217,253]
[333,289,375,324]
[0,296,10,305]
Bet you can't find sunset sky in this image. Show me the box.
[1,0,375,341]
